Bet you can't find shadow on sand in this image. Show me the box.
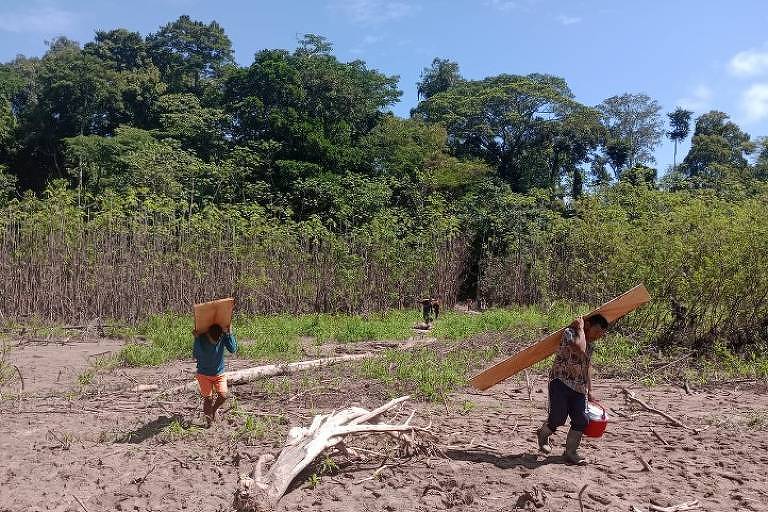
[444,448,564,470]
[116,414,184,443]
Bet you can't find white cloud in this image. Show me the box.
[741,83,768,122]
[677,85,713,112]
[349,34,384,55]
[486,0,517,11]
[0,6,76,34]
[330,0,419,24]
[557,14,582,26]
[729,48,768,77]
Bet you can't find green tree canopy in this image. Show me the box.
[147,15,235,94]
[679,111,754,188]
[413,73,602,193]
[224,40,401,172]
[84,29,151,72]
[598,93,664,175]
[416,58,462,100]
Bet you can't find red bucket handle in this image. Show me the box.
[588,400,607,420]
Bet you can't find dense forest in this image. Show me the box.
[1,16,767,353]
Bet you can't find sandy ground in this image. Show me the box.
[1,336,767,512]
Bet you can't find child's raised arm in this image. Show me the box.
[223,331,237,354]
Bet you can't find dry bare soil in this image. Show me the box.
[1,336,767,512]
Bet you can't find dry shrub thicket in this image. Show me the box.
[2,184,768,354]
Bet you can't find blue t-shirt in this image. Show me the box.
[193,333,237,376]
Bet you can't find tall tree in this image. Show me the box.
[0,65,21,166]
[598,93,664,175]
[413,73,601,192]
[604,139,630,178]
[680,111,754,188]
[12,39,124,187]
[589,155,612,187]
[666,107,692,169]
[83,29,150,71]
[753,137,768,181]
[225,40,400,174]
[0,95,15,169]
[416,58,462,100]
[147,15,234,94]
[295,34,333,56]
[84,29,167,129]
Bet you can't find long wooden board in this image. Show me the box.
[469,284,651,391]
[194,297,235,333]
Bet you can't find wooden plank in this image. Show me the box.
[194,297,235,333]
[469,284,651,391]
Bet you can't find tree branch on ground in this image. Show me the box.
[232,395,431,511]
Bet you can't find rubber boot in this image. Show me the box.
[564,429,586,465]
[536,423,553,454]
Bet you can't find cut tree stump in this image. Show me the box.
[233,395,430,511]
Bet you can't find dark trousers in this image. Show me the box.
[547,378,588,432]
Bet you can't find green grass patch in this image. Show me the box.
[360,348,484,401]
[119,313,193,366]
[77,355,119,389]
[231,413,283,442]
[682,344,768,384]
[159,419,203,442]
[592,333,650,375]
[431,303,585,342]
[229,398,286,442]
[0,318,137,339]
[302,310,419,343]
[119,310,421,367]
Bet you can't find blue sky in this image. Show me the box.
[2,0,768,170]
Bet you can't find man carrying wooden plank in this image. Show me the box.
[537,314,608,465]
[193,324,238,427]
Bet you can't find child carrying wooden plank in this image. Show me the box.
[193,324,238,427]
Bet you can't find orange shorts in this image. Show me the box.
[196,373,228,397]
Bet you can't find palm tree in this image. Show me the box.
[667,108,693,169]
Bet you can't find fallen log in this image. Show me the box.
[163,354,374,395]
[233,395,429,511]
[649,500,701,512]
[300,336,435,358]
[130,384,160,393]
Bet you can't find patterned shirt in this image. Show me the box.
[550,327,593,395]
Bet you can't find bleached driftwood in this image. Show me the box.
[631,500,701,512]
[233,395,429,511]
[165,354,374,394]
[649,501,701,512]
